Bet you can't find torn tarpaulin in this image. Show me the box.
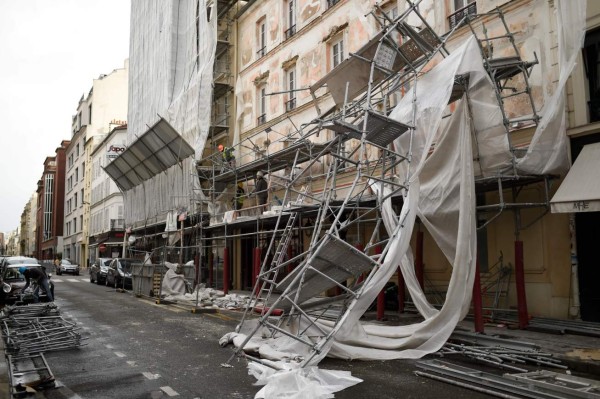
[249,362,362,399]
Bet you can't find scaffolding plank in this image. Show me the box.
[203,140,334,184]
[276,234,375,308]
[310,25,441,106]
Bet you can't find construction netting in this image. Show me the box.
[123,0,216,226]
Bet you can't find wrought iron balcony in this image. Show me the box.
[327,0,340,9]
[285,25,296,40]
[448,2,477,30]
[285,98,297,112]
[257,114,267,125]
[256,46,266,59]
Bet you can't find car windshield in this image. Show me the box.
[62,259,72,265]
[103,260,112,266]
[6,257,39,265]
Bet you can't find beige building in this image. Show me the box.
[202,0,598,324]
[64,60,129,268]
[19,193,37,257]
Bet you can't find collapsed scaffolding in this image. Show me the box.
[208,0,586,372]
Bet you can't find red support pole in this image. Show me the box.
[253,247,262,288]
[223,247,230,295]
[208,251,214,288]
[514,240,529,329]
[472,258,484,333]
[415,231,424,290]
[375,245,386,321]
[397,266,405,313]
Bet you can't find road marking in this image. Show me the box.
[127,360,137,366]
[143,372,160,380]
[114,351,126,358]
[160,386,179,396]
[67,279,80,282]
[105,344,114,349]
[52,279,64,282]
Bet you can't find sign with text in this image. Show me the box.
[107,144,126,160]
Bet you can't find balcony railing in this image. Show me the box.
[257,114,267,126]
[111,218,125,230]
[448,2,477,30]
[285,25,296,40]
[285,98,297,112]
[256,46,266,59]
[327,0,340,9]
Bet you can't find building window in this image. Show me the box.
[76,143,80,158]
[75,167,79,182]
[584,28,600,122]
[88,104,92,124]
[257,86,267,125]
[257,18,267,59]
[285,0,296,40]
[43,174,54,240]
[80,215,83,230]
[74,193,78,208]
[285,68,296,111]
[331,35,345,70]
[448,0,476,30]
[73,217,77,233]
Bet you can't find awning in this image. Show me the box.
[104,117,195,191]
[550,142,600,213]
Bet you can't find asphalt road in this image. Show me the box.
[36,273,492,399]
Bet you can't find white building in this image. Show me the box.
[89,125,127,263]
[63,60,129,266]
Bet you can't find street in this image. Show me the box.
[38,274,492,399]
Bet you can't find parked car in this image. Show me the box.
[56,259,80,275]
[0,263,54,304]
[89,258,112,284]
[106,258,137,288]
[1,256,40,270]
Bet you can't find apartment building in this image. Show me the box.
[63,60,129,267]
[88,125,128,263]
[36,141,69,261]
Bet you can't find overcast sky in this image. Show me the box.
[0,0,130,234]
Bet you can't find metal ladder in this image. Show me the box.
[467,8,540,163]
[256,188,306,311]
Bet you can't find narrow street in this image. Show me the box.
[43,274,256,398]
[36,274,492,399]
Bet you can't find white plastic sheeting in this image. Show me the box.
[516,0,586,175]
[225,0,586,370]
[124,1,216,225]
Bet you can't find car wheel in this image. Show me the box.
[90,274,94,283]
